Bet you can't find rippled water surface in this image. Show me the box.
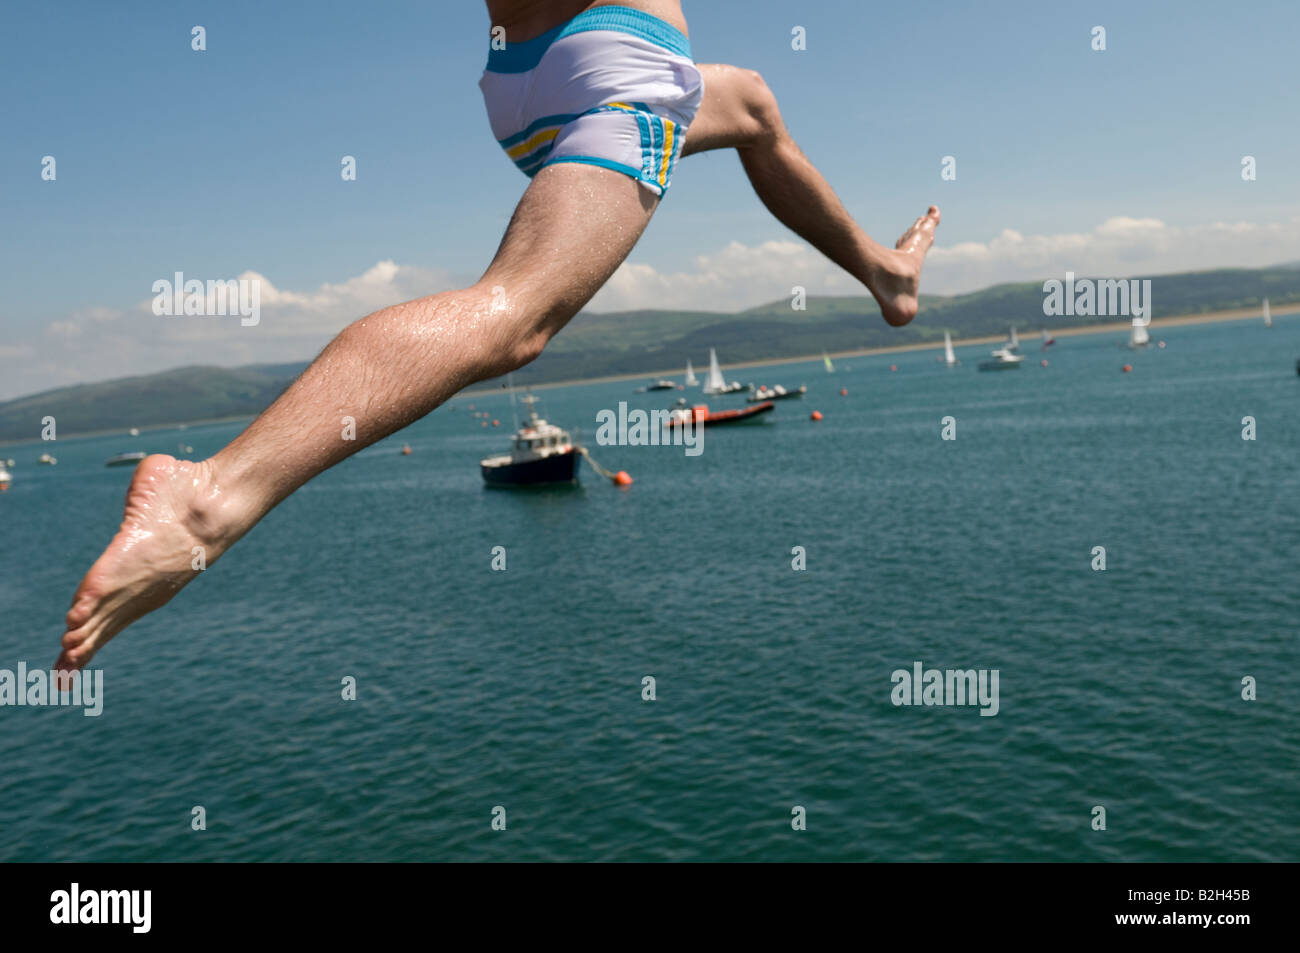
[2,318,1297,861]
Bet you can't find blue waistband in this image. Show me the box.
[486,5,692,73]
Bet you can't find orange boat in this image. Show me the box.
[664,402,774,428]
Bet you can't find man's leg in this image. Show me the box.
[56,163,658,672]
[683,64,939,326]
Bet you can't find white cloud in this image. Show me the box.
[588,215,1300,313]
[926,216,1300,292]
[3,261,461,401]
[5,214,1298,401]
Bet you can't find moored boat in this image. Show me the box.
[105,451,148,468]
[977,346,1024,371]
[665,401,774,428]
[480,395,580,487]
[702,348,747,395]
[748,384,806,402]
[943,331,959,366]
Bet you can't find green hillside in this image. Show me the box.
[3,264,1297,443]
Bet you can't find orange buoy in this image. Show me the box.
[1122,364,1132,373]
[810,410,823,421]
[481,420,488,426]
[401,444,412,455]
[1040,359,1048,367]
[492,419,499,427]
[839,388,847,396]
[613,470,634,486]
[890,364,898,372]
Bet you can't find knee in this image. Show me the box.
[740,69,783,141]
[465,281,560,379]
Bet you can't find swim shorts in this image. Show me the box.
[479,5,704,196]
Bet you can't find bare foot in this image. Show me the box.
[56,455,234,673]
[870,205,941,327]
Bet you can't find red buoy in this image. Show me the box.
[810,410,824,421]
[839,388,847,396]
[1040,359,1048,367]
[890,364,898,372]
[613,470,634,486]
[1122,364,1132,373]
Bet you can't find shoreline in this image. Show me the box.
[473,302,1298,396]
[2,303,1293,447]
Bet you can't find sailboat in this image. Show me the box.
[822,351,834,373]
[685,359,699,386]
[703,348,746,395]
[943,331,959,367]
[1007,326,1020,352]
[1263,297,1272,328]
[1128,319,1150,348]
[1041,329,1056,349]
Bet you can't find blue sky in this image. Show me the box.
[2,0,1298,398]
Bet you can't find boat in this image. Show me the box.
[1041,329,1056,348]
[1007,326,1020,352]
[748,384,807,402]
[977,346,1024,371]
[1263,297,1272,328]
[665,401,774,428]
[823,351,835,373]
[645,379,676,391]
[1129,320,1150,349]
[105,451,148,468]
[128,427,140,437]
[0,463,10,491]
[684,359,699,387]
[702,348,746,395]
[943,331,959,366]
[480,394,580,487]
[38,453,57,465]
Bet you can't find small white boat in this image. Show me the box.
[1263,297,1272,328]
[1041,328,1056,348]
[702,348,746,395]
[0,463,11,491]
[105,451,148,468]
[128,427,140,437]
[748,383,807,402]
[943,331,959,367]
[1129,320,1150,348]
[1007,326,1020,352]
[38,453,57,465]
[978,346,1024,371]
[684,359,699,386]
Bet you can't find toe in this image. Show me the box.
[62,623,93,649]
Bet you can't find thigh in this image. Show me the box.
[680,63,770,157]
[480,161,660,339]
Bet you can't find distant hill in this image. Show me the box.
[0,363,307,444]
[3,264,1297,443]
